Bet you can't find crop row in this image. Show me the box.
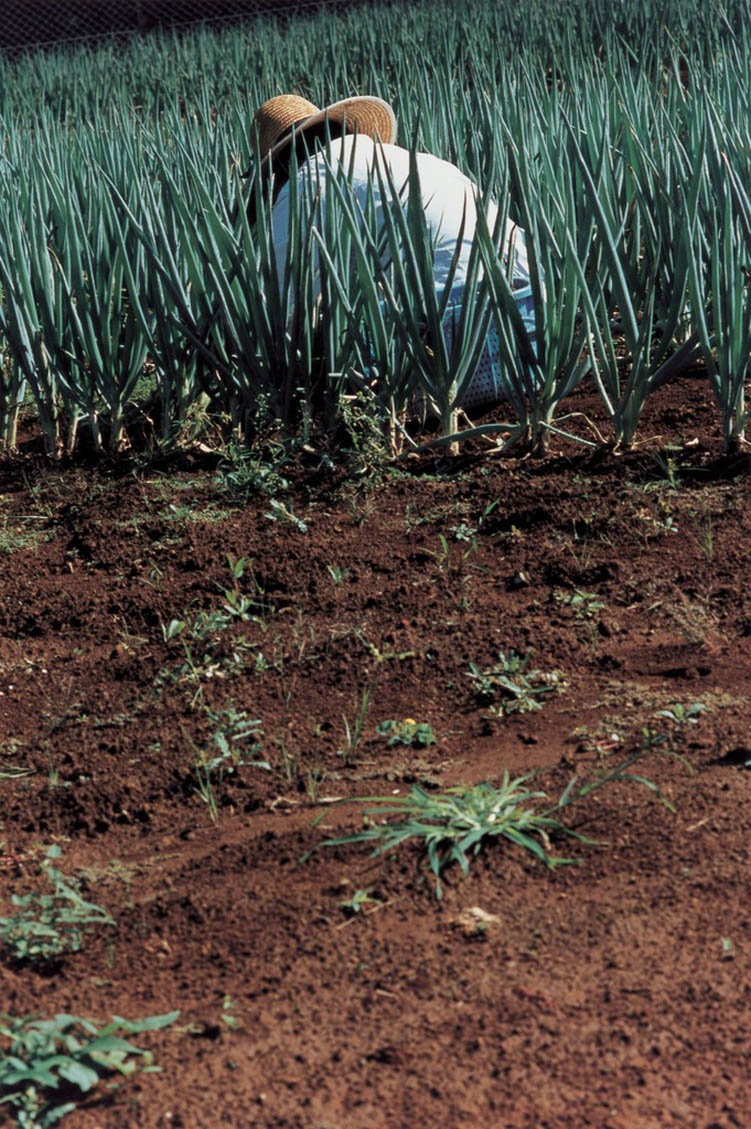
[0,0,749,456]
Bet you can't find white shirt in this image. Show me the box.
[270,134,531,304]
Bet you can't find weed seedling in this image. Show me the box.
[193,711,269,822]
[0,847,114,964]
[652,502,679,537]
[339,887,382,916]
[215,442,290,500]
[468,651,564,714]
[639,450,682,493]
[451,523,475,542]
[430,533,451,573]
[557,589,605,620]
[555,589,605,648]
[0,1010,178,1128]
[303,763,327,803]
[220,995,240,1030]
[263,498,308,533]
[308,740,686,896]
[376,719,437,748]
[158,559,275,704]
[339,686,373,766]
[654,702,706,727]
[690,511,714,561]
[0,762,35,781]
[309,771,588,897]
[223,556,276,627]
[274,733,300,785]
[450,499,499,544]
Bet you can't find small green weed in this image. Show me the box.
[161,608,231,644]
[651,502,679,537]
[308,740,685,896]
[639,450,682,493]
[450,500,499,543]
[468,651,565,714]
[556,589,605,619]
[163,559,272,645]
[309,771,589,897]
[0,1010,178,1128]
[193,710,269,822]
[376,719,437,748]
[0,763,35,781]
[273,732,300,785]
[164,502,231,525]
[215,442,290,500]
[654,702,706,727]
[338,687,373,766]
[263,498,308,533]
[220,995,240,1030]
[0,847,114,964]
[222,555,276,625]
[157,558,273,702]
[691,510,714,561]
[339,887,382,916]
[0,518,49,557]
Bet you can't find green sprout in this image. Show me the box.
[376,719,437,748]
[0,848,114,964]
[468,651,564,714]
[339,888,383,916]
[0,1011,178,1128]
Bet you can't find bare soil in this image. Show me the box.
[0,374,749,1129]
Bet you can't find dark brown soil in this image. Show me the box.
[1,374,750,1129]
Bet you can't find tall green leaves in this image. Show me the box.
[566,107,701,450]
[475,84,596,454]
[0,176,78,456]
[0,0,750,456]
[685,106,751,450]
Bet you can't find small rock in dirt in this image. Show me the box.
[451,906,501,938]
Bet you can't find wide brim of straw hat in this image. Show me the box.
[254,94,397,170]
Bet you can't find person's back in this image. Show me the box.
[271,132,531,302]
[248,93,537,412]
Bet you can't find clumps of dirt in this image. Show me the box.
[0,376,750,1127]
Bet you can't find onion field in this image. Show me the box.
[2,6,751,1126]
[0,0,750,459]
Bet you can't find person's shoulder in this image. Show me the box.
[414,150,472,182]
[316,132,377,174]
[339,133,377,156]
[376,144,473,184]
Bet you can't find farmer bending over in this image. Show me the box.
[247,93,535,412]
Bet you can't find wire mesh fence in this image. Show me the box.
[1,0,343,53]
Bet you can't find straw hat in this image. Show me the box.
[252,93,397,168]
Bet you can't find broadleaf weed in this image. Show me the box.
[468,650,565,714]
[0,847,114,964]
[0,1010,178,1128]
